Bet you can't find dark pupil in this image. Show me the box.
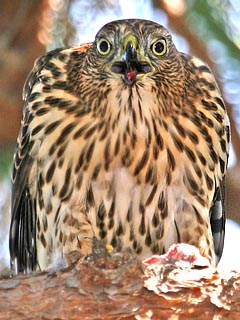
[154,41,164,53]
[100,40,109,52]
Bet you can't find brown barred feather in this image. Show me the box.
[10,19,230,273]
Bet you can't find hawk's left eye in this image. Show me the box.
[150,38,167,56]
[97,38,112,55]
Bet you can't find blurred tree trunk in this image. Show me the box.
[0,0,45,147]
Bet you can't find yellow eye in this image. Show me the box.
[150,38,167,56]
[97,38,112,55]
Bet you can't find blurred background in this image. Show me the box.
[0,0,239,272]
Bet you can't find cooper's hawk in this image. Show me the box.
[9,19,230,273]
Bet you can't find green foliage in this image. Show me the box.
[0,147,13,180]
[186,0,240,129]
[186,0,240,60]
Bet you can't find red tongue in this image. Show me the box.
[126,68,137,82]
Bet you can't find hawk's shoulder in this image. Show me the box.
[23,43,92,102]
[10,43,92,273]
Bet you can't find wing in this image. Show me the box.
[9,44,92,273]
[179,53,230,264]
[210,112,230,263]
[210,181,226,263]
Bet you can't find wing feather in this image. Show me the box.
[210,182,226,263]
[9,47,81,273]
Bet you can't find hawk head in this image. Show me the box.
[77,19,186,114]
[87,19,183,85]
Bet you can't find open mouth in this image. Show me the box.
[111,61,152,84]
[112,61,151,74]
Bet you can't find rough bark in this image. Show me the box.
[0,245,239,319]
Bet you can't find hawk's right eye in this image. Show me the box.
[97,39,112,55]
[150,38,167,57]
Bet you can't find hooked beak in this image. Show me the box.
[111,35,152,85]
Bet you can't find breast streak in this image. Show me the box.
[33,80,218,257]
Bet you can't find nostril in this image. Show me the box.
[139,63,151,73]
[111,62,127,74]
